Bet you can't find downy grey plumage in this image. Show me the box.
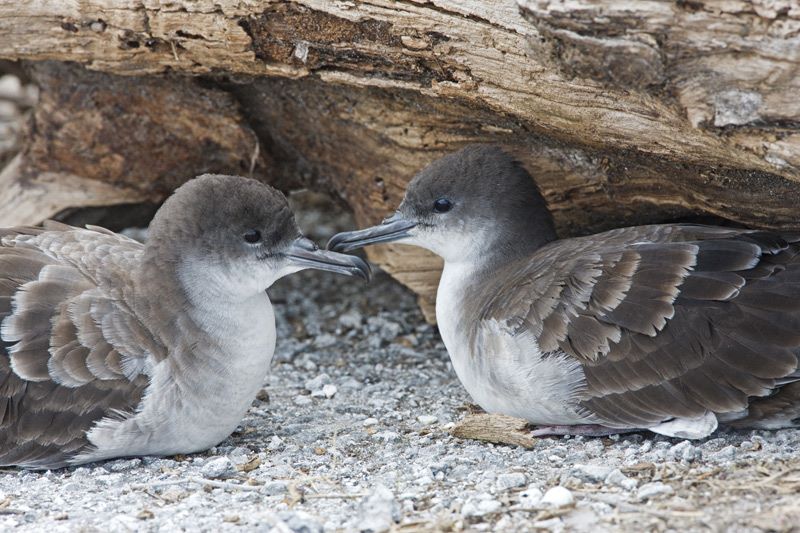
[0,175,369,469]
[329,145,800,439]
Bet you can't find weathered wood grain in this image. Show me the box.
[0,1,797,317]
[1,1,796,172]
[0,61,273,227]
[451,413,536,448]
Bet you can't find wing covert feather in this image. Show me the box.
[0,225,158,468]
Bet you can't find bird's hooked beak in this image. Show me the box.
[286,237,372,281]
[327,213,417,253]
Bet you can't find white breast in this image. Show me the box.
[437,262,589,426]
[77,293,276,463]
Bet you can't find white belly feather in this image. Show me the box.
[77,293,276,463]
[436,262,589,425]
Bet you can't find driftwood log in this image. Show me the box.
[0,1,798,319]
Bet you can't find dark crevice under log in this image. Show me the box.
[24,62,275,197]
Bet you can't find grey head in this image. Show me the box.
[143,175,370,301]
[328,145,556,265]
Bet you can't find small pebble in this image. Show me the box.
[311,383,338,398]
[200,457,234,479]
[294,395,313,406]
[571,464,612,483]
[108,458,142,472]
[461,497,502,517]
[280,511,323,533]
[712,445,737,462]
[339,309,363,329]
[0,75,21,100]
[668,440,700,462]
[372,431,400,443]
[637,482,674,501]
[740,439,761,451]
[367,316,403,342]
[261,481,289,496]
[496,472,527,490]
[305,374,332,392]
[605,469,637,490]
[541,486,574,507]
[314,333,337,347]
[417,415,438,426]
[357,484,400,532]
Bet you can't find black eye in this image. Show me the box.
[433,198,453,213]
[243,229,262,244]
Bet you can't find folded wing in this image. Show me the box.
[0,225,163,468]
[478,224,800,431]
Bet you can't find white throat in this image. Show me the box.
[434,256,590,427]
[404,224,491,265]
[435,259,479,368]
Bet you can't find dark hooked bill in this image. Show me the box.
[327,213,417,253]
[286,237,371,281]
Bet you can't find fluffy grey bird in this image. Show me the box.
[0,175,369,469]
[329,145,800,439]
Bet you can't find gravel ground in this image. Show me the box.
[1,191,800,532]
[1,257,799,531]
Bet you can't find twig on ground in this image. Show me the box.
[131,477,261,492]
[451,413,536,448]
[755,467,800,486]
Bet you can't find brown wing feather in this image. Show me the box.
[478,224,800,430]
[0,225,157,469]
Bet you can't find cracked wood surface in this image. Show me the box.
[0,1,798,318]
[0,1,796,174]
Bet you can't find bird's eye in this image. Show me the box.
[243,229,262,244]
[433,198,453,213]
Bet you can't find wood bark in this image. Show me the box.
[0,1,798,319]
[451,414,536,449]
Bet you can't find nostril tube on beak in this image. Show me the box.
[326,213,418,253]
[295,237,319,251]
